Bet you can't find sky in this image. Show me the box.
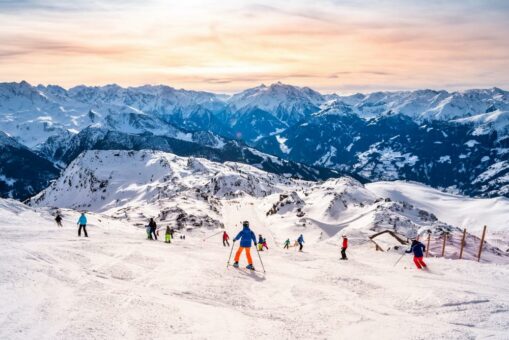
[0,0,508,94]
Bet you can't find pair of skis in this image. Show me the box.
[226,242,266,273]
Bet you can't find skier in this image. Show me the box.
[232,221,257,270]
[77,212,88,237]
[340,234,348,260]
[223,231,230,247]
[283,238,290,249]
[165,226,172,243]
[145,225,152,240]
[297,234,304,252]
[258,234,264,251]
[148,218,158,240]
[55,213,63,227]
[262,238,269,250]
[406,239,427,269]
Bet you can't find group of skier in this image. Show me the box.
[146,218,184,243]
[54,212,89,237]
[56,211,427,270]
[281,235,305,252]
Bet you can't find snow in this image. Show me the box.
[438,155,451,163]
[366,181,509,247]
[1,150,509,338]
[275,135,291,154]
[0,174,17,186]
[2,191,509,339]
[465,140,480,147]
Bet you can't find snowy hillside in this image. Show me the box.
[29,150,508,260]
[2,157,509,339]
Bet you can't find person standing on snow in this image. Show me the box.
[55,213,63,227]
[146,225,153,240]
[148,218,158,240]
[232,221,257,270]
[297,234,305,252]
[284,238,290,249]
[262,238,269,251]
[258,234,264,251]
[223,231,230,247]
[165,226,172,243]
[340,235,348,260]
[77,212,88,237]
[406,239,427,269]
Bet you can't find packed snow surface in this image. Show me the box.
[1,199,509,339]
[2,150,509,339]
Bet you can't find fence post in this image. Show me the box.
[477,225,487,262]
[459,228,467,259]
[441,233,447,257]
[426,232,431,257]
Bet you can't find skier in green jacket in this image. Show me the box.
[283,238,290,249]
[165,226,172,243]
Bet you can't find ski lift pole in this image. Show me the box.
[393,252,406,267]
[226,241,235,268]
[203,231,223,242]
[255,245,266,273]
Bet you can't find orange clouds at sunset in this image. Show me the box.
[1,0,508,93]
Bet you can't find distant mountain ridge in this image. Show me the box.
[0,80,508,199]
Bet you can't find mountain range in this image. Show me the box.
[0,80,508,199]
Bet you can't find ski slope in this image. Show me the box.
[1,200,509,340]
[367,181,509,244]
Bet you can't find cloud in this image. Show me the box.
[0,0,508,93]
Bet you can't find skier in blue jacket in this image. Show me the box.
[77,212,88,237]
[297,234,304,252]
[406,239,427,269]
[232,221,257,270]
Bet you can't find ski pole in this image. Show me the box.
[203,231,223,242]
[393,252,406,267]
[226,241,235,268]
[255,245,266,273]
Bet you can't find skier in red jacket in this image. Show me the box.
[223,231,230,247]
[340,235,348,260]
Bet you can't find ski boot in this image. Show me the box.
[232,261,239,268]
[246,264,255,271]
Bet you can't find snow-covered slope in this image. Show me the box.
[2,189,509,339]
[227,82,324,126]
[29,150,508,259]
[0,81,226,148]
[367,181,509,245]
[337,87,509,122]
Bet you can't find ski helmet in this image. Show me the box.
[242,221,249,227]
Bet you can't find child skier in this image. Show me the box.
[297,234,304,252]
[233,221,257,270]
[165,226,172,243]
[258,234,264,251]
[284,238,290,249]
[223,231,230,247]
[406,239,427,269]
[340,235,348,260]
[262,238,268,250]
